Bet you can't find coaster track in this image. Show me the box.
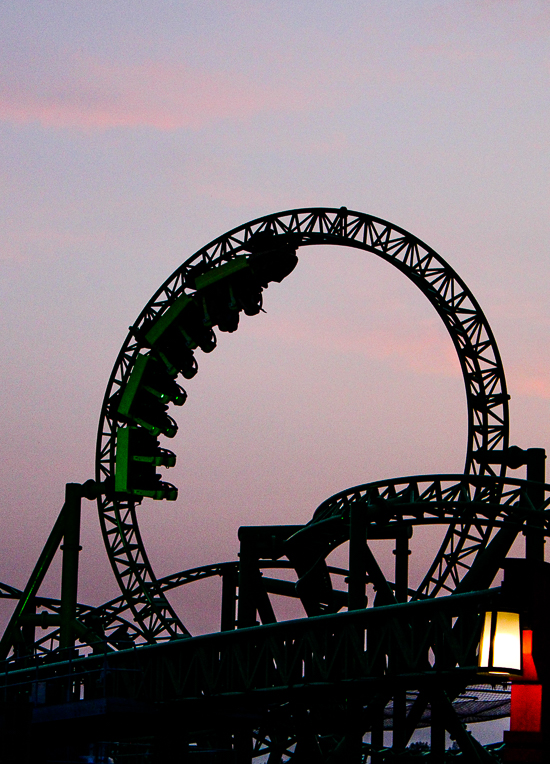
[95,207,510,641]
[15,474,550,657]
[2,208,545,760]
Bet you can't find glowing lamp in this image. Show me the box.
[478,611,522,676]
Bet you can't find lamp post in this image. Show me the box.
[495,559,550,763]
[473,446,546,561]
[478,610,522,676]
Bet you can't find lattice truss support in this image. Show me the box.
[96,208,511,641]
[0,589,509,762]
[4,475,549,660]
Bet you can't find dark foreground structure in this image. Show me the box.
[1,208,548,762]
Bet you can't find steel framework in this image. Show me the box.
[95,208,510,642]
[1,585,526,759]
[2,207,547,762]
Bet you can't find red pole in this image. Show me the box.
[504,630,543,762]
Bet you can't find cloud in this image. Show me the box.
[247,314,461,378]
[510,372,550,400]
[0,55,323,132]
[2,2,548,135]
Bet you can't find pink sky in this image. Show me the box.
[0,56,319,130]
[1,2,549,674]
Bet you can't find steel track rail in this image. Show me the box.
[96,208,510,640]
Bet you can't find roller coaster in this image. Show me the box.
[1,207,548,762]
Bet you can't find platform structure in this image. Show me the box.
[1,208,548,763]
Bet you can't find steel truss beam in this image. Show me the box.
[90,474,549,647]
[0,589,503,761]
[9,473,547,657]
[95,208,510,640]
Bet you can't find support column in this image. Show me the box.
[341,693,363,763]
[16,596,36,660]
[370,707,385,764]
[60,483,82,652]
[394,530,410,604]
[237,533,259,629]
[430,694,446,764]
[221,564,238,632]
[233,730,253,763]
[393,529,411,751]
[526,448,546,562]
[348,503,367,611]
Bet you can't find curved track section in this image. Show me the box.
[86,473,550,652]
[96,208,510,640]
[17,473,550,656]
[306,472,546,596]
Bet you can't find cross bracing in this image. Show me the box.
[96,208,510,641]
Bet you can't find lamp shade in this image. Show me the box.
[478,611,522,675]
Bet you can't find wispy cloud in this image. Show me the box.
[248,315,461,378]
[0,55,324,132]
[509,371,550,400]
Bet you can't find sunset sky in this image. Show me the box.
[1,1,549,650]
